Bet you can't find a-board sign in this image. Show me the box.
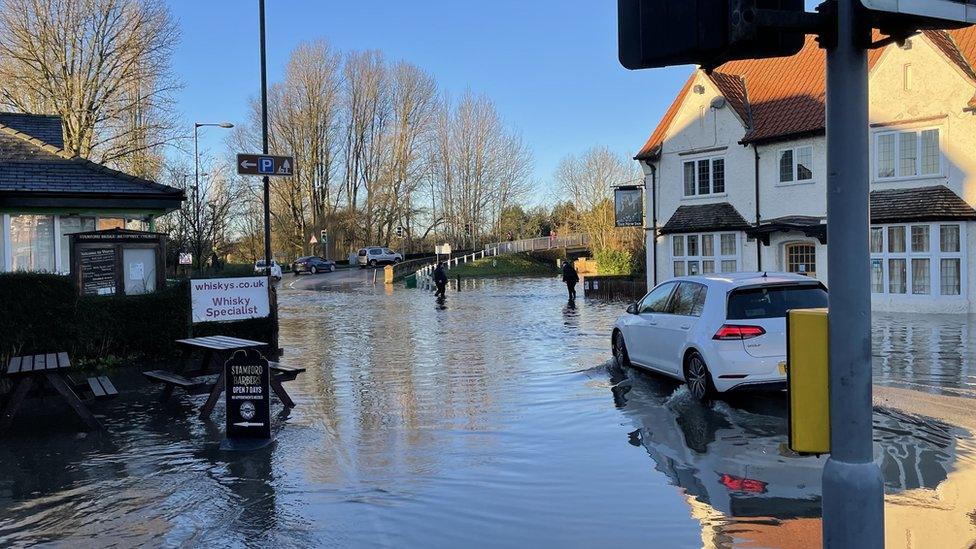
[80,248,117,295]
[190,277,270,323]
[224,349,271,442]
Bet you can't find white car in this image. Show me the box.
[357,247,403,268]
[612,272,828,401]
[253,259,283,280]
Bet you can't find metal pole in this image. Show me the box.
[822,1,884,547]
[259,0,271,275]
[193,124,200,272]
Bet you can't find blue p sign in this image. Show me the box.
[259,157,274,174]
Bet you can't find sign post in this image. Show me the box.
[220,349,272,451]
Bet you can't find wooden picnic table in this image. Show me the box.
[143,335,304,419]
[1,352,117,434]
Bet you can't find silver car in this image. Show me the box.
[357,247,403,268]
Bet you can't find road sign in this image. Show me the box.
[179,252,193,266]
[861,0,976,25]
[236,153,294,177]
[309,234,318,245]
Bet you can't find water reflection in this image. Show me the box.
[609,359,975,548]
[874,312,976,397]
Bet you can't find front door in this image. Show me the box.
[786,243,817,278]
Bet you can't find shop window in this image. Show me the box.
[672,232,739,276]
[869,223,963,296]
[10,215,55,272]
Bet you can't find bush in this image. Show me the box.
[595,249,633,276]
[0,273,276,365]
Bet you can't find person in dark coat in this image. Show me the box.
[562,259,579,300]
[433,262,448,297]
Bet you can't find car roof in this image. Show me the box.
[668,272,821,289]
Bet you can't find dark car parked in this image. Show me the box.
[292,256,337,275]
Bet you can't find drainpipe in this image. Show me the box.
[651,163,658,286]
[753,145,762,271]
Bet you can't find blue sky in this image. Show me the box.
[170,1,824,195]
[168,0,691,193]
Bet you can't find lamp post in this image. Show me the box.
[193,122,234,270]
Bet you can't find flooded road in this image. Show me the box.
[1,277,975,547]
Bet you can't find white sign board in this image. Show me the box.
[179,252,193,265]
[435,243,452,255]
[191,277,270,323]
[861,0,976,23]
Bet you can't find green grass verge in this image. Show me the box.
[447,253,558,278]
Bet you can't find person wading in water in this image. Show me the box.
[562,259,579,300]
[434,262,448,297]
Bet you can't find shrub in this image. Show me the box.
[595,249,633,276]
[0,273,276,365]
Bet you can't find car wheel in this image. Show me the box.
[613,331,631,367]
[310,266,318,274]
[293,270,299,277]
[329,265,336,272]
[369,259,377,267]
[684,351,716,402]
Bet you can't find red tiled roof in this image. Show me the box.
[636,27,976,159]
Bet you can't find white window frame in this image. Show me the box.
[869,222,965,297]
[777,145,815,185]
[671,232,740,276]
[682,156,726,198]
[873,126,943,182]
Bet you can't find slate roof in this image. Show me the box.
[870,185,976,223]
[0,113,183,205]
[637,27,976,159]
[0,113,64,149]
[659,202,751,235]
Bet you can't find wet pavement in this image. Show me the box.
[1,277,976,547]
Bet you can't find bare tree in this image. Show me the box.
[554,147,641,253]
[0,0,180,177]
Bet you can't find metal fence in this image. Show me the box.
[485,234,589,255]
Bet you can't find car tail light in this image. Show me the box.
[713,325,766,340]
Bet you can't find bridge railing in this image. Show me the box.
[485,233,588,255]
[414,247,499,289]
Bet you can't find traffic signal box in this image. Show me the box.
[787,308,830,455]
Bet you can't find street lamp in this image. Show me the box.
[193,122,234,269]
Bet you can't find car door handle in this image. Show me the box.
[680,324,691,330]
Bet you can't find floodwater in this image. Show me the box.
[1,277,976,548]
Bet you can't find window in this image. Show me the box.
[638,282,676,314]
[870,223,963,296]
[682,157,726,196]
[672,232,739,276]
[778,146,814,183]
[669,282,707,317]
[97,218,125,230]
[786,243,816,276]
[727,284,828,320]
[59,217,96,273]
[875,128,941,179]
[10,215,55,272]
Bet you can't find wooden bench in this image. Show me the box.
[2,352,103,433]
[142,370,210,396]
[86,376,119,400]
[269,363,306,382]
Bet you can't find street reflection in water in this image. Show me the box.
[0,277,974,548]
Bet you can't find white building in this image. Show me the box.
[636,29,976,313]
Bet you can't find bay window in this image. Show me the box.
[875,128,941,180]
[683,157,725,197]
[870,222,963,297]
[672,232,739,276]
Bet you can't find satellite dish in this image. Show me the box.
[710,97,727,109]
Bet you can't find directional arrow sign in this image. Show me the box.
[236,153,295,177]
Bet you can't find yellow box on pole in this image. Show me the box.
[787,308,830,455]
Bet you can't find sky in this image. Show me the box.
[167,0,693,200]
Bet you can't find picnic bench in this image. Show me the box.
[143,335,304,419]
[1,352,118,434]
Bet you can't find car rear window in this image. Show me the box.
[727,284,827,320]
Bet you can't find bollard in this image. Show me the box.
[456,274,461,291]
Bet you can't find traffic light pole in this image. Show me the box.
[822,0,885,547]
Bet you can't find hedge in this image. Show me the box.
[0,273,275,365]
